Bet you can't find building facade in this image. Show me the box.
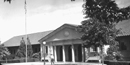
[3,31,52,55]
[39,23,130,62]
[117,35,130,61]
[3,19,130,62]
[39,24,88,62]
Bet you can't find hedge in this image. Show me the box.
[0,58,38,63]
[104,60,130,65]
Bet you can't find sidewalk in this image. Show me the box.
[2,62,106,65]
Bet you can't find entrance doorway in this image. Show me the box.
[65,45,72,62]
[56,46,63,61]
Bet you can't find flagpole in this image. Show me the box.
[24,0,28,62]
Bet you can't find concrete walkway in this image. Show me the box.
[2,62,106,65]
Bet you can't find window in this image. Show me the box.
[120,42,127,51]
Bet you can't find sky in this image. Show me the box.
[0,0,130,43]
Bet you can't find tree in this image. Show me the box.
[77,18,120,61]
[32,52,41,60]
[0,44,10,60]
[15,37,26,58]
[78,0,130,61]
[82,0,130,24]
[78,18,120,47]
[15,37,33,59]
[27,37,33,58]
[4,0,11,3]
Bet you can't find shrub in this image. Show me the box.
[32,52,41,59]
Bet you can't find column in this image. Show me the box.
[82,44,85,62]
[54,46,57,62]
[72,44,75,62]
[40,43,43,61]
[85,48,90,60]
[62,45,65,62]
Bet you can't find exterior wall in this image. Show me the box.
[117,36,130,61]
[32,44,40,53]
[7,44,40,55]
[7,46,19,55]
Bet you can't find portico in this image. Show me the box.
[41,38,85,62]
[39,24,86,62]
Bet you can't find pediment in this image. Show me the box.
[39,24,82,42]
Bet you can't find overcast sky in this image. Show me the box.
[0,0,130,43]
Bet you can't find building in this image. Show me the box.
[38,20,130,62]
[3,30,52,55]
[116,35,130,61]
[116,19,130,61]
[39,24,85,62]
[3,19,130,62]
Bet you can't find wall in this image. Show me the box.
[8,46,19,55]
[32,44,40,53]
[117,36,130,61]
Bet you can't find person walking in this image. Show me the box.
[50,54,54,65]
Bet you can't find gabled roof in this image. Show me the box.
[38,23,78,42]
[3,30,53,47]
[116,19,130,36]
[38,21,130,43]
[3,20,130,47]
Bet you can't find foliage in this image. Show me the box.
[7,54,15,60]
[4,0,12,3]
[15,37,33,58]
[15,37,26,58]
[27,37,33,58]
[77,18,121,61]
[78,0,130,61]
[82,0,130,24]
[3,54,15,60]
[32,52,41,59]
[78,18,120,48]
[0,44,10,60]
[105,46,123,61]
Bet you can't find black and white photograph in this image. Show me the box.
[0,0,130,65]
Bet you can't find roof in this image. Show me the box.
[38,23,78,42]
[116,19,130,36]
[3,30,53,47]
[3,20,130,47]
